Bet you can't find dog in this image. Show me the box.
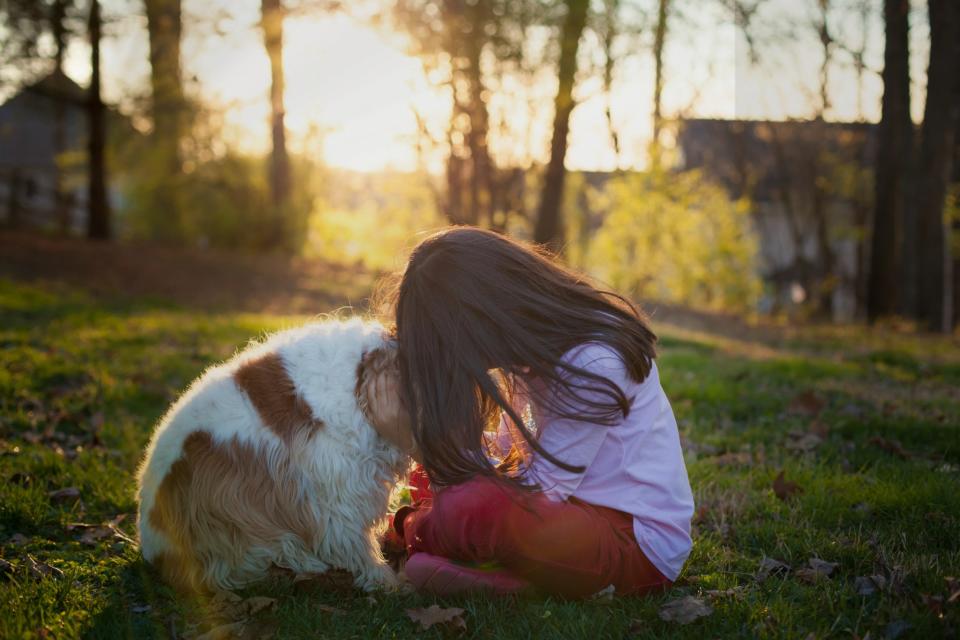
[136,318,411,593]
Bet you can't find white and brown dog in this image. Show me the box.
[136,318,411,593]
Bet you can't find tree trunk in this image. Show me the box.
[261,0,291,248]
[464,0,494,229]
[650,0,669,167]
[87,0,110,240]
[915,0,960,332]
[145,0,183,240]
[602,0,621,170]
[866,0,911,321]
[533,0,589,252]
[51,0,70,233]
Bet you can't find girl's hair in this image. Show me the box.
[380,226,657,489]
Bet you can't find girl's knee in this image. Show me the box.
[435,476,519,523]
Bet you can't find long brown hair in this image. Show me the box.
[382,227,657,489]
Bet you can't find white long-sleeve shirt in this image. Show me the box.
[493,342,694,581]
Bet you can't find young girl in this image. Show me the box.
[368,227,694,598]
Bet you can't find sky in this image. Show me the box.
[46,0,932,173]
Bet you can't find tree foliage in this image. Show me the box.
[585,170,761,312]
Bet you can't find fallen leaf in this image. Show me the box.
[921,594,943,617]
[772,471,803,501]
[79,526,115,546]
[868,436,912,460]
[788,391,825,417]
[316,604,344,615]
[854,575,886,596]
[27,555,63,580]
[757,557,790,582]
[786,432,824,453]
[212,592,276,620]
[795,558,838,583]
[946,576,960,603]
[406,605,466,631]
[238,596,276,617]
[657,596,713,624]
[48,487,81,502]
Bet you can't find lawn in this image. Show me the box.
[1,276,959,639]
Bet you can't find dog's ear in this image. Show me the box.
[355,344,399,420]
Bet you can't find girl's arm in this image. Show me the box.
[526,344,638,500]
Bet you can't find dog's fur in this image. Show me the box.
[136,318,409,593]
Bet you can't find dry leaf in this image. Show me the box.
[854,575,886,596]
[868,436,912,460]
[788,391,825,417]
[79,526,115,546]
[657,596,713,624]
[27,555,63,580]
[786,432,824,453]
[946,576,960,603]
[921,594,944,617]
[772,471,803,500]
[238,596,277,617]
[757,557,790,582]
[795,558,838,583]
[406,605,467,631]
[712,451,753,467]
[212,592,276,620]
[316,604,345,615]
[48,487,81,502]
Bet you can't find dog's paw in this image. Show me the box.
[355,565,400,592]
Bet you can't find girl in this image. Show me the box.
[368,227,694,598]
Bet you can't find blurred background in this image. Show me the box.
[0,0,956,331]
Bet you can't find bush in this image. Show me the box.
[583,169,761,312]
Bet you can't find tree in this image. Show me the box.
[914,0,960,332]
[392,0,502,228]
[144,0,184,240]
[650,0,669,167]
[533,0,588,251]
[261,0,292,248]
[867,0,911,321]
[86,0,110,239]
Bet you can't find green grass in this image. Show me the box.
[1,278,959,639]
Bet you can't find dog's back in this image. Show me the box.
[137,318,407,592]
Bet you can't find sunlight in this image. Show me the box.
[189,12,448,172]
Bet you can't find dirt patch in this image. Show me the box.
[0,231,377,315]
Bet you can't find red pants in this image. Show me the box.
[400,476,671,598]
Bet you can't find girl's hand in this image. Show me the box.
[365,365,419,461]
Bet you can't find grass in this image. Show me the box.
[1,277,959,639]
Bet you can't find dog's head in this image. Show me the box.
[356,339,417,470]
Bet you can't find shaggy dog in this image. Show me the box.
[136,318,410,593]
